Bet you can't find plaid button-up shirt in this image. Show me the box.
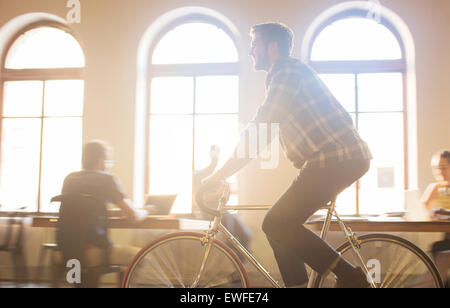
[251,57,372,168]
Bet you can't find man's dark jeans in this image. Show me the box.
[262,159,370,286]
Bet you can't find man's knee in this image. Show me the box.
[263,213,311,244]
[262,212,283,237]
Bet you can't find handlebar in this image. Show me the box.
[195,181,231,217]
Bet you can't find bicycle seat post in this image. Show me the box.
[319,198,337,240]
[307,198,336,288]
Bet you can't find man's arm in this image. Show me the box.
[203,123,282,183]
[203,132,252,184]
[107,175,144,220]
[204,71,293,183]
[421,183,439,211]
[194,145,220,181]
[116,199,137,220]
[206,155,253,183]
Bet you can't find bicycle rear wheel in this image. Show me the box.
[319,234,443,288]
[122,232,249,288]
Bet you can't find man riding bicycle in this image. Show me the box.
[203,22,372,288]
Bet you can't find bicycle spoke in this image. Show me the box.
[379,243,405,288]
[124,234,247,288]
[381,253,420,288]
[319,234,442,288]
[197,246,242,288]
[134,252,173,287]
[156,247,185,287]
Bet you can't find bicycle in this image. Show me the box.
[122,182,444,288]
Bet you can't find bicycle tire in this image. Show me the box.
[318,234,444,288]
[122,232,250,288]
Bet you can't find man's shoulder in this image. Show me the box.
[274,58,314,78]
[285,58,315,74]
[268,58,313,89]
[62,170,124,199]
[63,171,82,181]
[64,170,117,182]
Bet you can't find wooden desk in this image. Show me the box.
[306,218,450,233]
[32,216,210,230]
[32,214,450,232]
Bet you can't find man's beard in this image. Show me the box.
[254,50,270,71]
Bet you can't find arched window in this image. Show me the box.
[304,7,414,215]
[146,19,240,214]
[0,22,85,213]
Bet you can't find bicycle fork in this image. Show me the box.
[190,206,225,288]
[190,230,216,288]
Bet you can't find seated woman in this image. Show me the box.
[421,150,450,287]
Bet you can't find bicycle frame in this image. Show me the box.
[196,192,377,288]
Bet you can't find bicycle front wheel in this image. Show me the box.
[319,234,444,288]
[122,232,249,288]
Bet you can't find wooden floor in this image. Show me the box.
[0,270,278,288]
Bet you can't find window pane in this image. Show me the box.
[40,118,82,212]
[335,183,356,215]
[44,80,85,117]
[3,81,43,117]
[152,23,238,64]
[311,18,402,61]
[194,115,239,173]
[318,74,355,113]
[358,73,403,112]
[149,115,193,213]
[195,76,239,114]
[358,113,404,214]
[5,27,85,69]
[0,119,41,211]
[151,77,194,114]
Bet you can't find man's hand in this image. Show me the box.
[133,208,150,221]
[198,178,230,209]
[144,204,160,215]
[430,208,450,220]
[118,199,139,221]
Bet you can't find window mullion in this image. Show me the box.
[2,68,84,81]
[150,63,239,77]
[192,76,197,174]
[402,73,408,190]
[355,73,360,216]
[0,80,4,179]
[37,80,46,213]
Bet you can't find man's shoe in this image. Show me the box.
[335,267,371,288]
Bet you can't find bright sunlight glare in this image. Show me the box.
[311,17,402,61]
[5,27,85,69]
[152,23,238,64]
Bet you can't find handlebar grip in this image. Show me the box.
[195,181,229,217]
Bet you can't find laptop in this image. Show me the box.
[405,189,430,221]
[145,194,177,216]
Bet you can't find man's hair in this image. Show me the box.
[251,22,294,57]
[82,140,109,170]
